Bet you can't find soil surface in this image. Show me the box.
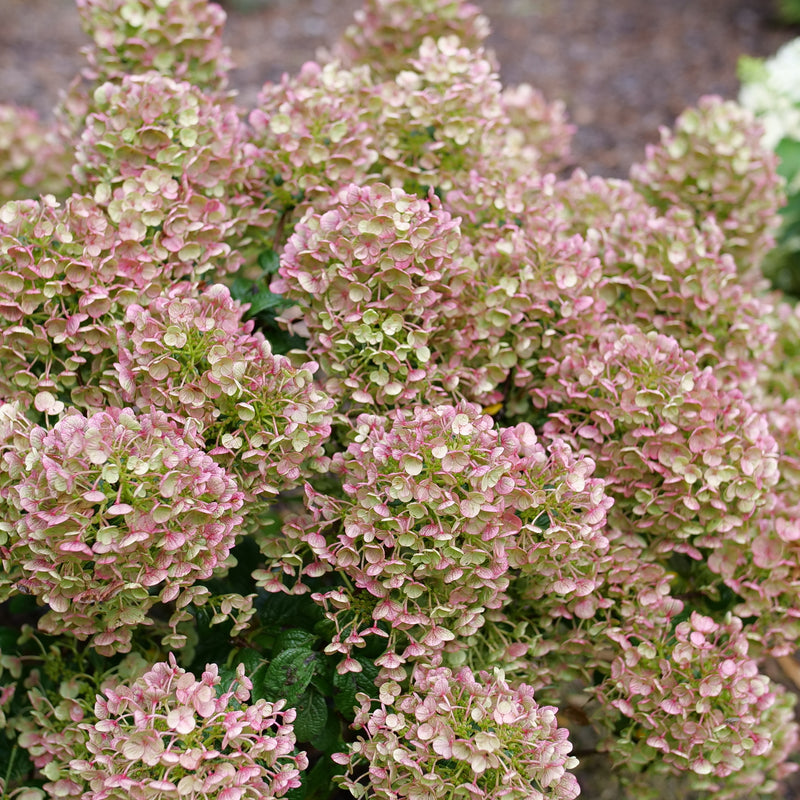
[4,0,800,797]
[3,0,799,177]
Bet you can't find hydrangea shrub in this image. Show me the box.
[1,1,799,799]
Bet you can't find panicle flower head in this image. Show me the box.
[0,402,34,599]
[14,648,150,799]
[498,84,575,175]
[706,398,800,654]
[9,407,243,653]
[542,326,779,558]
[372,36,507,195]
[118,282,334,497]
[739,37,800,152]
[75,0,233,92]
[246,61,378,244]
[596,611,798,783]
[266,403,610,680]
[505,435,613,622]
[443,198,606,405]
[0,106,71,201]
[274,182,468,408]
[630,95,785,273]
[338,663,579,800]
[333,0,491,79]
[0,193,177,416]
[556,170,776,392]
[26,654,306,800]
[74,72,253,279]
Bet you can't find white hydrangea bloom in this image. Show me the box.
[740,37,800,185]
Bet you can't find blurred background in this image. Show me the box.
[2,0,798,177]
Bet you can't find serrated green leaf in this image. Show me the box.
[310,708,343,754]
[275,629,318,652]
[293,690,328,742]
[261,647,318,705]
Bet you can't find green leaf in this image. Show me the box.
[248,290,289,316]
[332,657,380,718]
[258,248,280,274]
[275,629,318,652]
[776,138,800,183]
[293,690,328,742]
[310,707,343,754]
[260,647,318,705]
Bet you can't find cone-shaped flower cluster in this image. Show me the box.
[6,408,243,652]
[274,182,467,407]
[118,282,334,497]
[337,663,579,800]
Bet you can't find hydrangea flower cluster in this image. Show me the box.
[706,398,800,653]
[117,282,334,497]
[74,72,253,279]
[75,0,233,92]
[739,37,800,152]
[542,326,780,558]
[259,402,610,683]
[274,182,467,407]
[372,35,507,194]
[1,0,800,798]
[337,663,579,800]
[333,0,491,79]
[629,95,785,272]
[248,61,377,231]
[739,37,800,297]
[0,194,167,417]
[13,647,151,799]
[446,198,606,405]
[555,171,776,391]
[595,612,797,787]
[0,106,71,202]
[20,654,305,800]
[7,407,243,652]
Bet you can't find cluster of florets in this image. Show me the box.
[12,647,150,799]
[629,95,785,271]
[333,0,491,79]
[20,654,305,800]
[274,182,467,407]
[247,61,378,243]
[373,36,507,194]
[499,84,575,175]
[260,402,610,682]
[555,171,776,391]
[73,72,252,279]
[337,663,579,800]
[739,37,800,153]
[0,106,71,202]
[446,197,606,405]
[542,326,780,557]
[75,0,233,92]
[595,612,797,787]
[2,0,800,798]
[117,282,334,497]
[0,194,169,417]
[6,407,243,653]
[705,398,800,653]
